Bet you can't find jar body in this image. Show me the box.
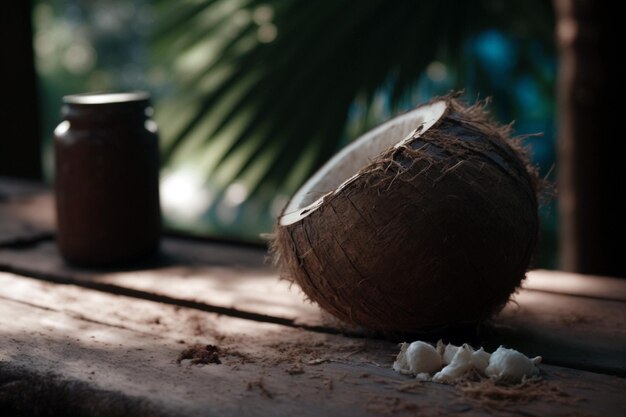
[54,92,161,265]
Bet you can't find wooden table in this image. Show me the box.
[1,176,625,417]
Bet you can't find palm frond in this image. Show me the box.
[152,0,554,237]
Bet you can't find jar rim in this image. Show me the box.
[63,91,150,105]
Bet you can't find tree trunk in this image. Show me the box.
[555,0,624,277]
[0,0,41,179]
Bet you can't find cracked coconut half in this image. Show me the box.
[272,96,540,333]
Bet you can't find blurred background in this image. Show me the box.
[4,0,620,274]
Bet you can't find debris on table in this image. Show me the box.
[393,340,541,383]
[177,344,222,365]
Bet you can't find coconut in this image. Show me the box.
[272,96,539,333]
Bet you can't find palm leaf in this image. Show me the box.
[152,0,554,234]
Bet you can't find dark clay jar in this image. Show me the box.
[54,92,161,266]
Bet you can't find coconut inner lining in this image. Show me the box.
[280,101,447,226]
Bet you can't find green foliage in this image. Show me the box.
[152,0,554,215]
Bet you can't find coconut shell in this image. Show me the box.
[272,97,539,333]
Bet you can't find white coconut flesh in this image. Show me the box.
[280,100,447,226]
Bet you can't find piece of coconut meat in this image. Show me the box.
[279,101,447,226]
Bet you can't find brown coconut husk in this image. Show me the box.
[271,95,540,334]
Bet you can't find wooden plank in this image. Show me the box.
[4,238,626,324]
[1,272,625,417]
[0,177,50,199]
[0,238,326,328]
[0,179,53,247]
[1,240,626,375]
[492,289,626,376]
[0,192,54,246]
[524,269,626,301]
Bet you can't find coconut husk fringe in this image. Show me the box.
[457,376,573,411]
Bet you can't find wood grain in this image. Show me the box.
[0,238,327,328]
[492,289,626,375]
[1,272,625,417]
[1,240,626,375]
